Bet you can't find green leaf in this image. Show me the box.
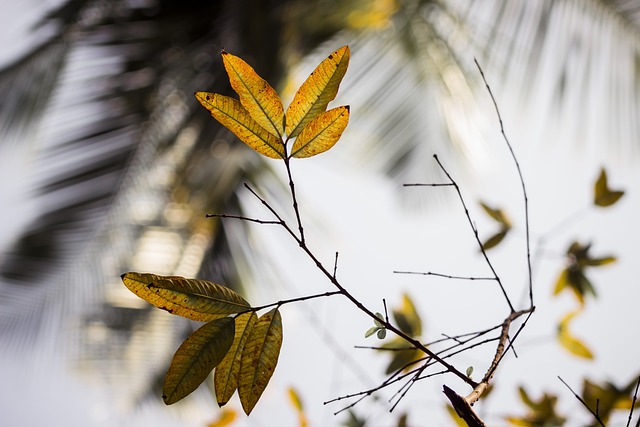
[285,46,350,138]
[163,317,235,405]
[194,92,285,159]
[239,308,283,414]
[214,312,258,406]
[121,272,250,322]
[466,366,474,378]
[374,312,385,327]
[290,106,350,158]
[221,51,285,138]
[392,293,422,337]
[364,326,380,338]
[594,167,624,207]
[376,328,387,339]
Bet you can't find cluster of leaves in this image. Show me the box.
[195,46,350,160]
[480,167,623,362]
[366,294,424,375]
[120,47,354,416]
[507,376,640,427]
[121,273,282,414]
[478,167,632,425]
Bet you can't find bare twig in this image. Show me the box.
[433,154,515,313]
[627,376,640,427]
[558,376,606,427]
[394,270,496,281]
[474,58,533,308]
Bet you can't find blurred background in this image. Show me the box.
[1,0,639,426]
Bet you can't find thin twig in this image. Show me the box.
[433,154,515,313]
[284,156,306,244]
[206,213,282,226]
[627,376,640,427]
[558,376,606,427]
[474,58,533,308]
[394,270,496,281]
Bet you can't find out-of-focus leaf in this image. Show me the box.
[207,409,237,427]
[214,311,258,406]
[396,413,408,427]
[343,410,367,427]
[290,105,349,158]
[288,387,309,427]
[121,272,250,322]
[446,405,470,427]
[582,376,640,425]
[382,338,423,375]
[392,293,422,337]
[195,93,285,159]
[553,242,615,304]
[594,168,624,207]
[557,310,593,359]
[163,317,235,405]
[506,387,566,426]
[481,229,509,251]
[222,51,285,138]
[480,201,511,227]
[239,308,283,414]
[584,256,617,267]
[285,46,350,138]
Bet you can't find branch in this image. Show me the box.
[474,58,533,308]
[558,376,606,427]
[433,154,515,313]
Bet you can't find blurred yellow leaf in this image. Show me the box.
[287,387,308,427]
[121,272,250,322]
[194,93,285,159]
[207,409,237,427]
[445,405,469,427]
[215,312,258,406]
[480,201,511,227]
[382,338,423,374]
[163,317,235,405]
[557,310,593,359]
[392,293,422,337]
[239,308,283,414]
[507,387,566,426]
[594,168,624,207]
[285,46,350,138]
[582,377,640,425]
[222,51,284,138]
[291,106,350,158]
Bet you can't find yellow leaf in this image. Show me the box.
[238,308,283,414]
[288,387,309,427]
[222,51,285,138]
[207,409,237,427]
[214,312,258,406]
[479,201,511,227]
[392,293,422,337]
[445,405,469,427]
[195,92,285,159]
[594,167,624,207]
[557,310,594,359]
[163,317,235,405]
[290,106,350,158]
[121,272,251,322]
[285,46,350,138]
